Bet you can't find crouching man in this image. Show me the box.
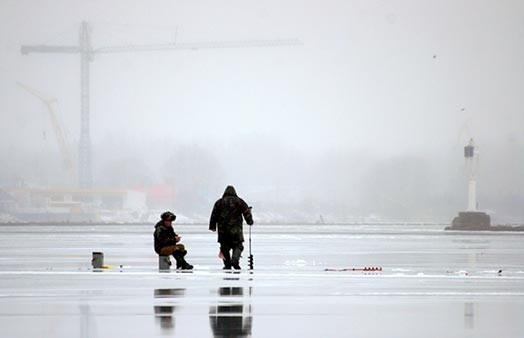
[154,211,193,270]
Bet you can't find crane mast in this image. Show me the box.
[79,22,92,189]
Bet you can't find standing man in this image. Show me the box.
[209,186,253,270]
[154,211,193,270]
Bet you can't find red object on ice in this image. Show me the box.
[324,266,383,272]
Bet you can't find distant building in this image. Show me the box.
[0,189,16,211]
[5,188,146,223]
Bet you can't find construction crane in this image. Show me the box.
[21,21,301,189]
[17,82,74,178]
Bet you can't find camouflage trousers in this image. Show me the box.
[220,242,244,263]
[159,244,186,256]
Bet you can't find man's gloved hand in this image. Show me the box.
[246,206,254,225]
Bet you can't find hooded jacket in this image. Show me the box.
[209,186,253,243]
[153,220,179,254]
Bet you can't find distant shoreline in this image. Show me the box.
[1,221,523,229]
[445,225,524,232]
[0,221,447,226]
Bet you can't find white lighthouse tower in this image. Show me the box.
[447,138,491,230]
[464,138,478,211]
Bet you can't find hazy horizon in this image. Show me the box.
[1,0,523,221]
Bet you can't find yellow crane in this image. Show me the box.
[17,82,74,179]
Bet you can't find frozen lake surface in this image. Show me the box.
[1,223,523,337]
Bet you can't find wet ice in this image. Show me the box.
[0,224,523,337]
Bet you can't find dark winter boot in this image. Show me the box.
[173,250,193,270]
[231,258,241,270]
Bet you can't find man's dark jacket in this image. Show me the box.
[209,186,253,244]
[154,221,179,254]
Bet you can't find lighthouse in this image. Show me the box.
[447,138,491,230]
[464,138,478,211]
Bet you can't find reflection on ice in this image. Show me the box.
[154,288,185,331]
[209,286,253,338]
[464,302,475,330]
[80,304,97,338]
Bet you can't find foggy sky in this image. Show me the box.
[1,0,523,221]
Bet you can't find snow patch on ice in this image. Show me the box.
[285,259,308,267]
[391,268,412,272]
